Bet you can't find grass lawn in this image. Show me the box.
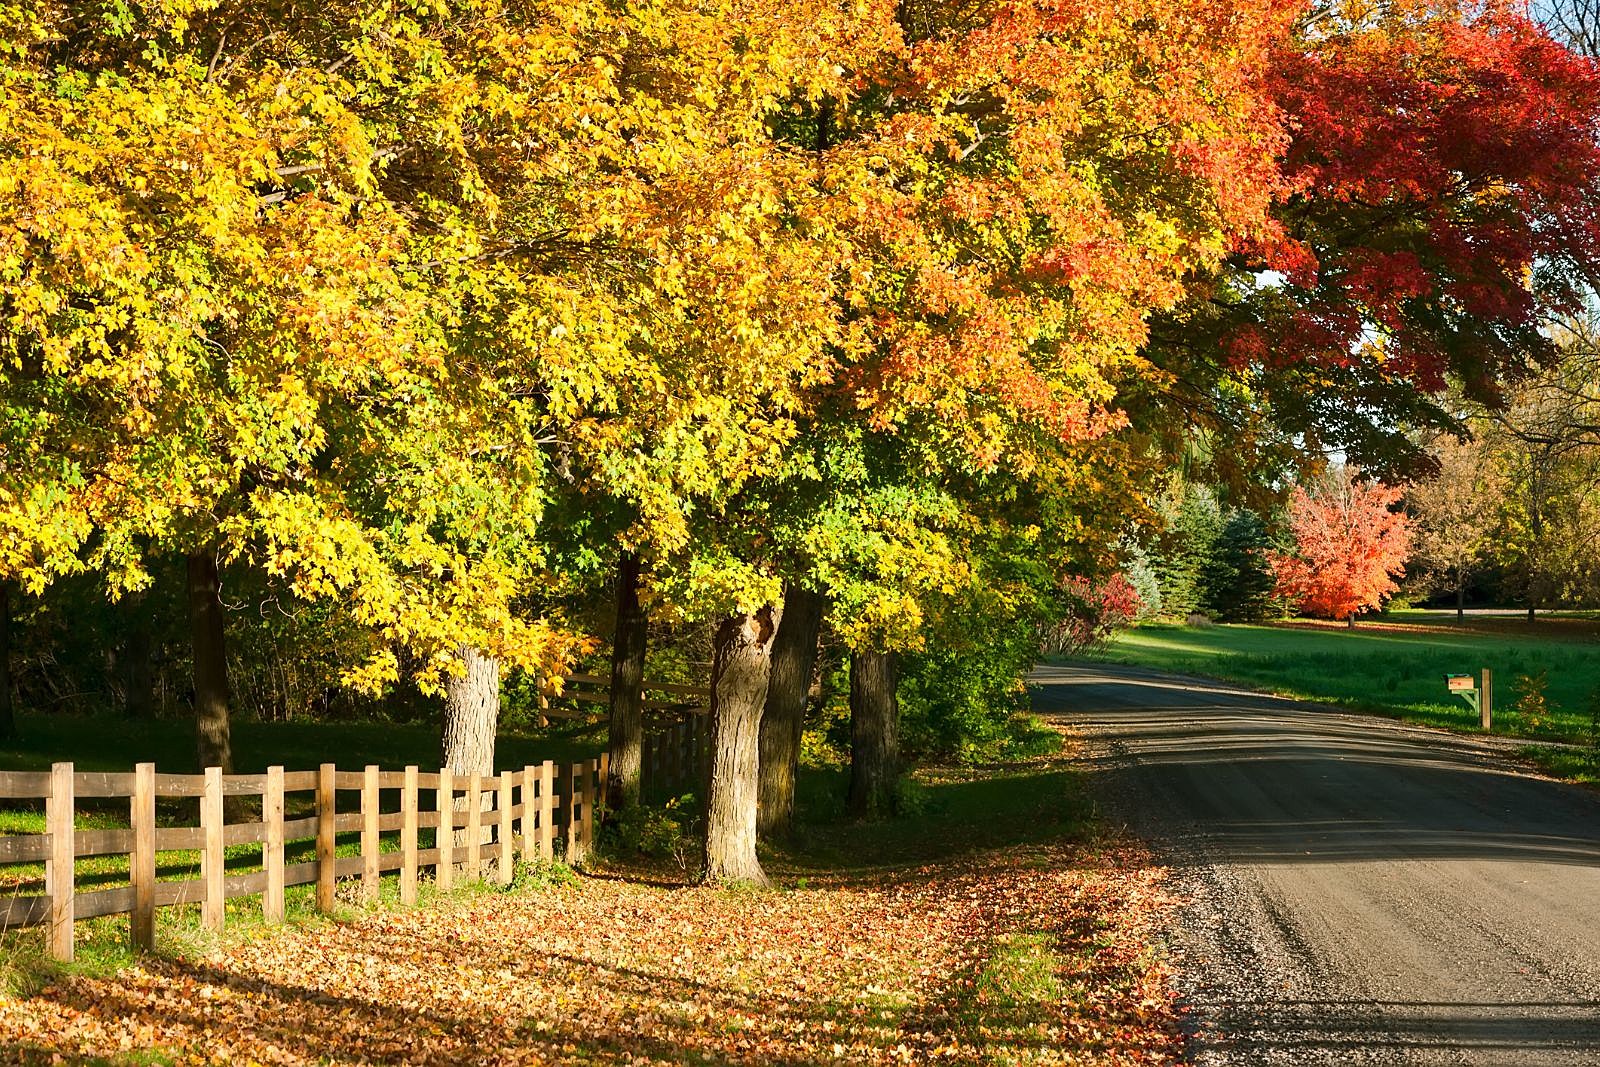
[0,741,1186,1065]
[0,711,604,776]
[1084,618,1600,782]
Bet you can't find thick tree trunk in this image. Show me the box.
[701,604,781,885]
[757,584,825,838]
[1347,615,1356,629]
[188,549,233,773]
[442,645,500,866]
[606,551,647,812]
[122,592,154,719]
[442,645,500,776]
[848,649,899,819]
[0,585,13,741]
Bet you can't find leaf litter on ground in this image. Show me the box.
[0,750,1187,1065]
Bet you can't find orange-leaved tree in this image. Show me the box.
[734,0,1301,845]
[1272,468,1413,625]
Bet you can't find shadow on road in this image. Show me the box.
[1032,663,1600,869]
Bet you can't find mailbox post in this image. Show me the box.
[1445,671,1492,732]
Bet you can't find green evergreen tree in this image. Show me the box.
[1152,486,1221,618]
[1201,509,1277,622]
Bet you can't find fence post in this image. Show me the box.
[45,761,74,962]
[264,766,285,923]
[566,761,583,860]
[436,766,455,892]
[539,760,555,861]
[520,765,537,864]
[1482,668,1494,731]
[401,766,419,906]
[594,752,608,832]
[498,772,513,886]
[667,722,680,790]
[130,761,156,951]
[361,764,379,904]
[316,763,336,913]
[644,732,658,793]
[466,774,483,882]
[202,766,224,932]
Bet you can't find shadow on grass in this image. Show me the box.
[755,757,1092,885]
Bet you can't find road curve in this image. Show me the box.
[1033,660,1600,1066]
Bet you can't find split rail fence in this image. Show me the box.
[0,674,712,962]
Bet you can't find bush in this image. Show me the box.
[1039,574,1142,655]
[601,796,695,860]
[1514,670,1551,732]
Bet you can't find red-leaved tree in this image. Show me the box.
[1272,470,1413,625]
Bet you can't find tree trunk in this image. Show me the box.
[1346,614,1356,629]
[0,585,14,741]
[122,592,154,719]
[701,604,781,885]
[757,584,825,838]
[1528,604,1537,622]
[188,548,233,773]
[442,644,499,866]
[1456,572,1466,622]
[848,649,899,819]
[606,551,647,812]
[442,645,500,776]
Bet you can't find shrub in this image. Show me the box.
[1514,670,1551,731]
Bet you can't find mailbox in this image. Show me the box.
[1445,674,1476,692]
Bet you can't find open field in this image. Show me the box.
[1080,618,1600,781]
[0,750,1186,1066]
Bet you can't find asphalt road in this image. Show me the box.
[1033,661,1600,1065]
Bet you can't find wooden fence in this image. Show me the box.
[2,756,607,963]
[1,675,714,962]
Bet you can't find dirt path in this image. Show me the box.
[1034,661,1600,1066]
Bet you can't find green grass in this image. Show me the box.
[0,712,604,775]
[772,743,1091,878]
[1086,620,1600,749]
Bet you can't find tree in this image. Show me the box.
[703,605,782,885]
[1152,484,1223,618]
[605,553,648,811]
[1144,4,1600,481]
[756,582,825,837]
[1201,509,1278,622]
[1480,332,1600,617]
[730,0,1297,832]
[1406,433,1505,619]
[1272,469,1413,625]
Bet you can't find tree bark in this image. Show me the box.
[606,551,647,812]
[848,649,899,819]
[188,548,233,773]
[442,645,500,776]
[701,604,781,885]
[1456,574,1466,623]
[0,585,14,741]
[757,584,825,838]
[1347,615,1356,629]
[442,644,500,864]
[122,592,154,719]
